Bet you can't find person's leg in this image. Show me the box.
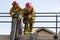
[11,18,17,40]
[24,23,28,34]
[17,19,22,35]
[30,22,33,32]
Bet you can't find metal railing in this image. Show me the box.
[0,12,60,40]
[0,13,60,27]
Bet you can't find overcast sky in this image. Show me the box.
[0,0,60,35]
[0,0,60,12]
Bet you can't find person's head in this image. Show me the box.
[12,1,18,8]
[25,2,33,10]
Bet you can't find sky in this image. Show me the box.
[0,0,60,35]
[0,0,60,12]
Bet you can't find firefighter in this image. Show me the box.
[10,1,22,40]
[19,2,35,34]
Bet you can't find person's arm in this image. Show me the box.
[31,8,35,20]
[18,6,22,11]
[10,7,15,16]
[28,8,35,20]
[18,9,24,20]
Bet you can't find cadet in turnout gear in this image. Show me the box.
[19,2,35,34]
[10,1,22,40]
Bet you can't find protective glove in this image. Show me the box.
[11,12,15,16]
[12,13,18,18]
[18,15,22,20]
[32,17,35,20]
[28,15,32,19]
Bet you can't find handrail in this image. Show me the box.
[1,21,60,23]
[0,13,59,40]
[0,12,60,14]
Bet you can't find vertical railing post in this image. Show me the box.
[54,13,58,40]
